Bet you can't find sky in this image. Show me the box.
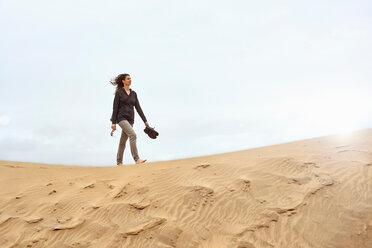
[1,0,371,166]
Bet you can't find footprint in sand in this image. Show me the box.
[53,218,85,230]
[275,207,297,216]
[113,183,149,198]
[129,200,150,210]
[303,162,319,168]
[48,190,57,195]
[69,241,91,247]
[57,216,72,224]
[25,217,43,224]
[241,179,251,192]
[287,177,311,185]
[194,163,210,170]
[190,186,214,211]
[113,183,131,198]
[319,178,334,186]
[107,184,115,189]
[2,165,23,168]
[83,183,95,189]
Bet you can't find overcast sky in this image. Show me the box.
[1,0,371,166]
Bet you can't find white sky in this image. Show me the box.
[1,0,371,166]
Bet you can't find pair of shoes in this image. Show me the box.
[136,159,147,164]
[144,126,159,139]
[117,163,124,166]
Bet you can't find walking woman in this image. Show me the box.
[110,73,149,165]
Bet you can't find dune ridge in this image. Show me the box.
[0,129,371,248]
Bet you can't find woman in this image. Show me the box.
[110,73,149,165]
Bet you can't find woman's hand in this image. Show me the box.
[145,122,149,127]
[110,124,116,137]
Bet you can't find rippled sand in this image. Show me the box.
[1,129,371,248]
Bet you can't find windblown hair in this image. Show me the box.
[110,73,129,94]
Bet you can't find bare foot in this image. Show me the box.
[136,159,147,164]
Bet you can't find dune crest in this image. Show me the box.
[1,129,372,247]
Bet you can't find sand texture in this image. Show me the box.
[1,129,372,248]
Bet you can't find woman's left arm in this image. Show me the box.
[135,93,149,126]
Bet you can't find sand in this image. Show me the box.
[0,129,371,248]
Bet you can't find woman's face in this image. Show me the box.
[122,75,131,86]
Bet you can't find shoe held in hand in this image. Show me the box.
[144,126,159,139]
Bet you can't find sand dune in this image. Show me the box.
[1,129,372,248]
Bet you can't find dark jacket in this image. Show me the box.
[110,88,147,125]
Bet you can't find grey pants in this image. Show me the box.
[117,120,139,164]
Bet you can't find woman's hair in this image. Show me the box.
[110,73,129,94]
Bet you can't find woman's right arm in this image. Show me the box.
[110,91,120,126]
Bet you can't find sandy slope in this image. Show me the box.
[0,129,371,248]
